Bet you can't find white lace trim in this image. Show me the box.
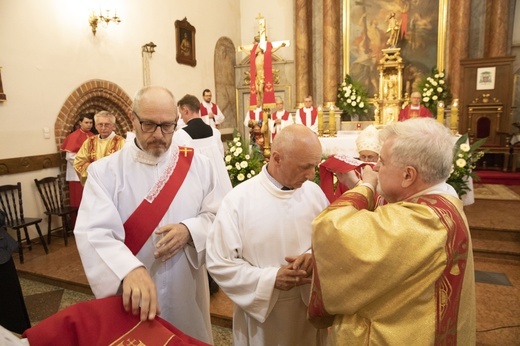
[145,146,180,203]
[332,154,365,166]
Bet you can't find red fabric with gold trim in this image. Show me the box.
[23,296,210,345]
[199,103,218,116]
[412,194,470,345]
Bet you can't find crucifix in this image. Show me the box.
[238,14,290,159]
[238,13,290,109]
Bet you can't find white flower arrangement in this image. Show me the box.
[447,134,486,197]
[337,74,369,117]
[419,68,452,114]
[225,130,264,187]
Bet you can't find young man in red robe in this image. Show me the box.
[60,114,94,207]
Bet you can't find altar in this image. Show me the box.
[319,130,361,157]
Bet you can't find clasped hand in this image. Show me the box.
[275,253,313,291]
[154,223,191,262]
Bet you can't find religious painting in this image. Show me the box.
[175,18,196,67]
[476,67,496,90]
[343,0,446,99]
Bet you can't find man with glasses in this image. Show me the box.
[74,86,222,344]
[74,111,125,185]
[199,89,225,128]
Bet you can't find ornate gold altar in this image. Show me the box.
[373,48,405,125]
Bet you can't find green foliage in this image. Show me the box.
[337,74,369,116]
[418,67,452,115]
[447,133,486,197]
[225,130,264,187]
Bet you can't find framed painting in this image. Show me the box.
[342,0,448,98]
[175,18,196,67]
[476,67,496,90]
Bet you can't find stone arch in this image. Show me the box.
[53,80,133,200]
[54,79,133,150]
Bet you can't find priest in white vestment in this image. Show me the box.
[206,124,329,345]
[75,86,223,344]
[173,94,232,199]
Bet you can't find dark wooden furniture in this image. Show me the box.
[34,176,78,246]
[0,182,48,263]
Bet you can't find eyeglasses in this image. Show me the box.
[132,111,177,134]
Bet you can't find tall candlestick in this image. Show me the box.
[437,100,445,126]
[262,110,270,147]
[450,99,458,134]
[329,106,336,136]
[318,107,324,136]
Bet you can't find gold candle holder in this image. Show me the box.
[329,106,336,137]
[450,99,459,134]
[437,100,445,126]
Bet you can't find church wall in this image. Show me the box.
[0,0,242,238]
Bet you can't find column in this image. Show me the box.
[485,0,509,57]
[295,0,312,107]
[447,0,470,100]
[322,0,340,106]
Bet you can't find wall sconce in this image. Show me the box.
[142,42,157,55]
[89,9,121,36]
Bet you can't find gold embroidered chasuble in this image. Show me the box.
[311,185,476,345]
[74,134,125,185]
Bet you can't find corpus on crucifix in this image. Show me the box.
[239,13,290,109]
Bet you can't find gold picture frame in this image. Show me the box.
[175,18,196,67]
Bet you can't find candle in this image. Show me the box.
[437,100,445,125]
[329,106,335,135]
[318,107,324,136]
[450,99,458,133]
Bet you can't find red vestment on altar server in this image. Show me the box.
[398,105,433,121]
[23,296,210,346]
[60,129,94,207]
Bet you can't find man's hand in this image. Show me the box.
[122,267,158,321]
[274,254,313,291]
[154,223,191,261]
[336,170,359,189]
[361,165,378,190]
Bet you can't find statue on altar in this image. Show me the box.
[386,13,400,48]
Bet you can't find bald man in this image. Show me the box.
[398,91,433,121]
[206,124,329,345]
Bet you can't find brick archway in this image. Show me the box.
[54,80,133,150]
[54,80,133,191]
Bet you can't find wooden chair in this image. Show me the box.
[0,182,49,264]
[34,175,78,246]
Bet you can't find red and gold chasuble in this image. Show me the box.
[310,187,475,345]
[23,296,210,345]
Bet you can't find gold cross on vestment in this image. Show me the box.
[179,147,192,157]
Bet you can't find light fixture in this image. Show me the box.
[89,9,121,36]
[142,42,157,55]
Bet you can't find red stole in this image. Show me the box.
[249,42,275,109]
[123,147,194,255]
[60,129,94,153]
[23,296,210,345]
[249,109,263,122]
[199,103,218,116]
[271,110,290,121]
[412,194,469,345]
[298,107,318,126]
